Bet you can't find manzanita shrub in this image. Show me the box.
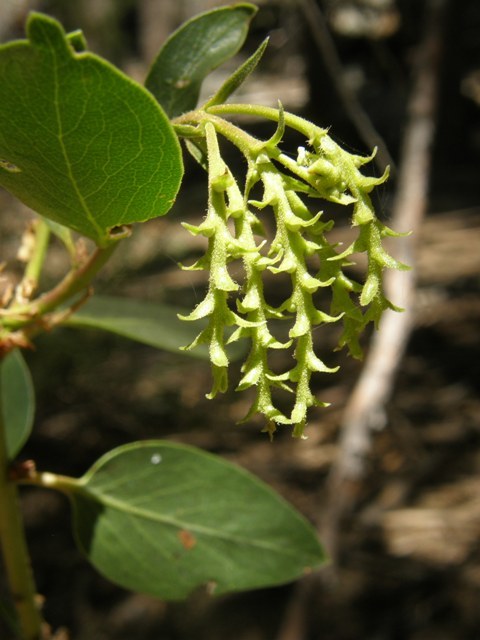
[0,5,405,639]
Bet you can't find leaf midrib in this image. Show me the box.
[52,50,103,239]
[79,483,313,559]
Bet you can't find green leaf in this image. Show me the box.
[0,13,183,247]
[64,295,245,361]
[204,37,269,108]
[66,441,326,599]
[145,4,257,118]
[185,139,209,171]
[64,295,210,359]
[0,350,35,460]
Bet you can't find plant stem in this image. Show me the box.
[174,110,261,157]
[19,470,81,496]
[23,221,51,293]
[206,103,323,139]
[10,220,51,310]
[0,238,123,331]
[175,104,328,170]
[28,241,119,317]
[0,391,43,640]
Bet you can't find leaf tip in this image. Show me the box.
[232,2,259,18]
[26,11,70,55]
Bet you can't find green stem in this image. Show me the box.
[1,238,122,331]
[29,241,119,316]
[19,470,80,496]
[174,110,261,157]
[0,391,43,640]
[23,221,51,293]
[205,103,323,139]
[174,105,328,191]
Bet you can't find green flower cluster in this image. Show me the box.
[177,107,406,437]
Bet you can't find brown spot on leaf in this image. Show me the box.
[178,529,196,550]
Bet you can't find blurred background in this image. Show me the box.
[1,1,480,638]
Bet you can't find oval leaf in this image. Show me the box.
[68,441,326,599]
[0,350,35,460]
[64,295,210,359]
[0,13,183,246]
[204,37,269,108]
[64,295,245,361]
[145,4,257,118]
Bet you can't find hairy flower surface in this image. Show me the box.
[176,107,406,436]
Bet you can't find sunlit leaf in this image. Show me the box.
[0,13,183,246]
[204,37,269,108]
